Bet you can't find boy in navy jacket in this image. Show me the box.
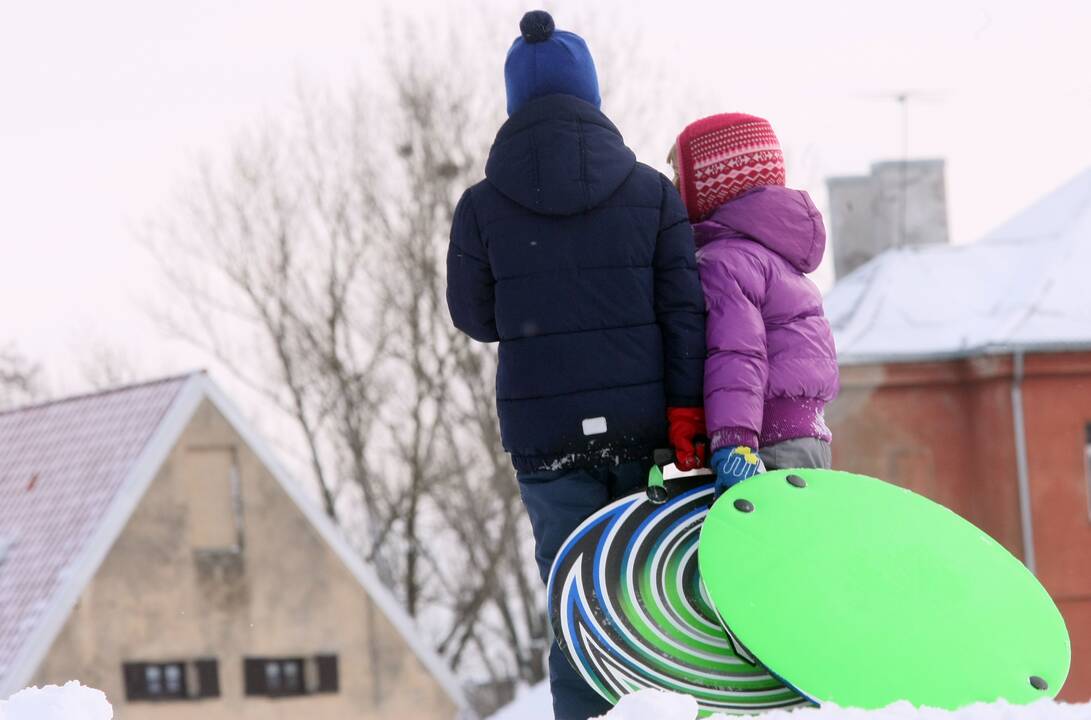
[446,12,705,719]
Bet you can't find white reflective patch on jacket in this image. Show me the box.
[582,417,608,436]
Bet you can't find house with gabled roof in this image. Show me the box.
[824,167,1091,701]
[0,372,471,718]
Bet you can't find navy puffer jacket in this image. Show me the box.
[447,94,705,472]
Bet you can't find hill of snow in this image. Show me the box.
[0,682,112,720]
[489,684,1091,720]
[601,689,1091,720]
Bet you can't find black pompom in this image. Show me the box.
[519,10,555,43]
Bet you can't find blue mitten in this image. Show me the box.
[712,446,765,498]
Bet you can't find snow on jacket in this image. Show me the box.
[695,185,839,451]
[447,94,705,472]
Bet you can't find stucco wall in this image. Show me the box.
[827,352,1091,701]
[33,398,460,719]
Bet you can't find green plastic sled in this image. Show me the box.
[697,469,1071,710]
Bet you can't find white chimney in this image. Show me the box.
[827,159,950,280]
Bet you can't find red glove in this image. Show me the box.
[667,407,707,471]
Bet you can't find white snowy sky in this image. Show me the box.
[2,0,1090,395]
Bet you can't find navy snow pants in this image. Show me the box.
[517,460,650,720]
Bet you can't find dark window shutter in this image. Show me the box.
[194,659,221,698]
[122,662,147,701]
[315,655,339,694]
[1085,422,1091,445]
[244,658,267,696]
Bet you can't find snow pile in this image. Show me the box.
[488,681,553,720]
[600,689,698,719]
[0,682,112,720]
[592,689,1091,720]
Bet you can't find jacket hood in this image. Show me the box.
[693,186,826,273]
[485,94,636,216]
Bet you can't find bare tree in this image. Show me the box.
[145,35,544,707]
[77,340,142,391]
[147,81,391,528]
[146,8,673,713]
[0,344,41,410]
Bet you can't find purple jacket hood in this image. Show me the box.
[694,186,825,274]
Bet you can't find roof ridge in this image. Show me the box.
[0,371,203,418]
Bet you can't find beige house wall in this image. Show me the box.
[32,398,460,719]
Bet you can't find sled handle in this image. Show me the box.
[646,449,673,504]
[647,437,711,505]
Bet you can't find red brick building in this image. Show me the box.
[823,169,1091,701]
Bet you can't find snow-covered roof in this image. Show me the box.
[826,167,1091,365]
[0,373,468,713]
[0,375,187,696]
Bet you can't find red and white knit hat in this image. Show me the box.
[673,113,786,222]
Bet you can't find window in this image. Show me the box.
[122,659,219,702]
[123,662,186,701]
[246,658,305,698]
[163,664,184,695]
[244,655,339,697]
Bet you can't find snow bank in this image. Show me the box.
[0,682,112,720]
[488,681,553,720]
[601,689,698,719]
[592,689,1091,720]
[489,683,1091,719]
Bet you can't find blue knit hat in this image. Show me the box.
[504,10,601,116]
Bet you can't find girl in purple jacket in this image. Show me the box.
[670,113,840,496]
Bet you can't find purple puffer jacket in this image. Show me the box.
[694,185,839,451]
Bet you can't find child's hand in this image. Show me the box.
[712,446,765,497]
[667,407,707,470]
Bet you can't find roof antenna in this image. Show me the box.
[860,90,947,247]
